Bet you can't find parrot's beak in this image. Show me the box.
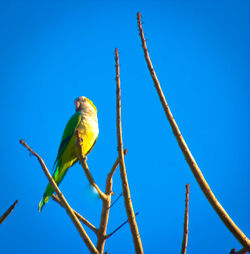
[75,99,81,112]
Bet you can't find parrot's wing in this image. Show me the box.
[53,112,81,167]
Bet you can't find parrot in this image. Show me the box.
[38,96,99,212]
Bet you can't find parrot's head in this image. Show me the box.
[74,96,97,114]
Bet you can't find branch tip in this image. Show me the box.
[115,46,143,253]
[0,200,18,224]
[138,11,250,251]
[137,12,141,21]
[21,140,98,253]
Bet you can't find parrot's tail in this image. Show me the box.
[38,182,55,212]
[38,195,50,212]
[38,173,58,212]
[38,159,78,212]
[38,163,67,212]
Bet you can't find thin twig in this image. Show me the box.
[109,193,123,209]
[75,130,108,202]
[137,12,250,251]
[52,194,98,235]
[181,184,190,254]
[115,48,144,254]
[20,139,99,254]
[105,212,140,239]
[0,200,18,224]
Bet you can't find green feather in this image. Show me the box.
[54,112,81,166]
[38,112,81,212]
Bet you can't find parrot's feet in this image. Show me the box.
[79,156,87,163]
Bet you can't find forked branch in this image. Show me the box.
[76,129,127,254]
[93,149,137,250]
[137,12,250,251]
[20,139,99,254]
[96,149,127,254]
[96,156,119,253]
[115,48,144,254]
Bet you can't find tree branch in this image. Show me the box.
[115,48,144,254]
[181,184,190,254]
[96,153,123,253]
[109,148,127,180]
[20,139,99,254]
[52,194,98,235]
[0,200,18,224]
[75,130,108,202]
[75,128,128,253]
[137,12,250,251]
[230,247,248,254]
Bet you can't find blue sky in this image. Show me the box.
[0,0,249,253]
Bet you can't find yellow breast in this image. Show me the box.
[77,115,99,156]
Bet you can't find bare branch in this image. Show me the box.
[20,139,99,254]
[75,130,108,202]
[76,128,127,253]
[181,184,190,254]
[52,194,98,235]
[137,12,250,251]
[96,164,115,252]
[115,48,144,254]
[109,149,127,179]
[229,247,248,254]
[96,190,111,254]
[0,200,18,224]
[96,150,128,253]
[105,212,140,239]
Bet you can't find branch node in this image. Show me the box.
[109,193,123,209]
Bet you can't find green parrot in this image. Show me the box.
[38,96,99,212]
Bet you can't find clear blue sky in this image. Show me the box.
[0,1,249,253]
